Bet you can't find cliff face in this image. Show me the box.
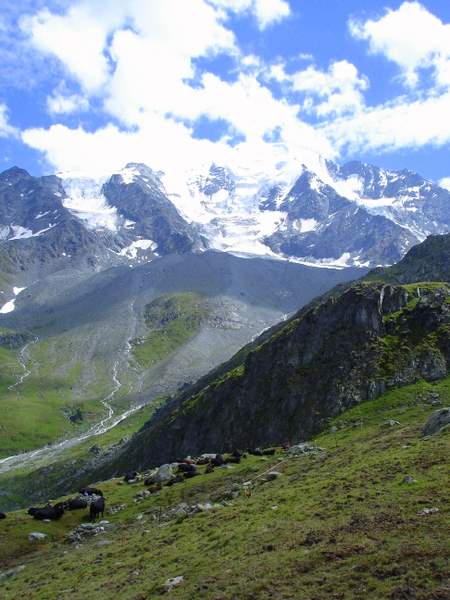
[111,280,450,472]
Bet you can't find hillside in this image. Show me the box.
[0,377,448,599]
[104,234,450,474]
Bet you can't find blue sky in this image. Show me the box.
[1,0,450,188]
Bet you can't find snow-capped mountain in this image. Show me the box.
[1,157,449,282]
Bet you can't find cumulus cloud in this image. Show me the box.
[271,60,368,117]
[323,90,450,154]
[47,93,89,115]
[210,0,291,30]
[19,0,333,183]
[349,1,450,88]
[0,103,18,138]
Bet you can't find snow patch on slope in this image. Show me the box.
[118,239,157,259]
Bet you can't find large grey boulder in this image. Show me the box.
[422,408,450,436]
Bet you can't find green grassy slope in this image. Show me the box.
[0,333,120,457]
[1,377,448,599]
[131,292,210,368]
[0,398,165,510]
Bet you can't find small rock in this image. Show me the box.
[265,471,281,481]
[330,426,338,433]
[271,505,279,510]
[29,532,47,542]
[288,443,324,455]
[422,408,450,436]
[0,565,25,582]
[418,507,439,516]
[96,539,112,547]
[382,419,400,428]
[403,475,416,484]
[164,575,184,593]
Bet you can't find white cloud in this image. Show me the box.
[209,0,290,30]
[439,177,450,191]
[20,0,331,184]
[323,90,450,154]
[47,93,89,115]
[0,103,18,137]
[269,60,368,117]
[349,1,450,88]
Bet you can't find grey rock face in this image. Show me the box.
[103,163,205,255]
[422,408,450,436]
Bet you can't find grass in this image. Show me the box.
[0,398,166,510]
[0,376,448,599]
[0,331,130,458]
[131,292,209,368]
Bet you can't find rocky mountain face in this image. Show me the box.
[105,234,450,472]
[102,163,205,256]
[181,159,450,268]
[1,157,450,285]
[0,167,103,273]
[367,233,450,284]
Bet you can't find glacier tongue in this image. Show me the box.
[60,174,120,232]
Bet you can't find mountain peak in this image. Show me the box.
[0,166,31,182]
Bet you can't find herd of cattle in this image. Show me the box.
[0,447,279,524]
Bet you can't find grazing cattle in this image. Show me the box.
[225,455,241,464]
[177,463,197,474]
[79,487,103,497]
[124,471,138,483]
[165,474,184,486]
[231,449,244,459]
[262,448,276,456]
[248,448,263,456]
[211,454,224,467]
[30,503,65,521]
[146,483,162,494]
[0,512,6,519]
[65,497,88,510]
[90,497,105,522]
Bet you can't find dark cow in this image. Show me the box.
[146,483,162,494]
[177,463,197,474]
[225,455,241,464]
[210,454,224,467]
[205,463,214,474]
[165,474,184,486]
[30,503,65,521]
[65,497,88,510]
[124,471,138,483]
[90,497,105,522]
[79,487,103,497]
[0,512,6,519]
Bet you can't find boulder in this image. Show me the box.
[29,532,47,542]
[0,565,25,582]
[288,443,323,455]
[148,464,174,485]
[164,575,184,593]
[422,408,450,436]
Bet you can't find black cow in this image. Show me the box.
[79,487,103,497]
[65,497,88,510]
[177,463,197,474]
[210,454,224,467]
[124,471,138,483]
[30,503,65,521]
[90,497,105,522]
[0,512,6,519]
